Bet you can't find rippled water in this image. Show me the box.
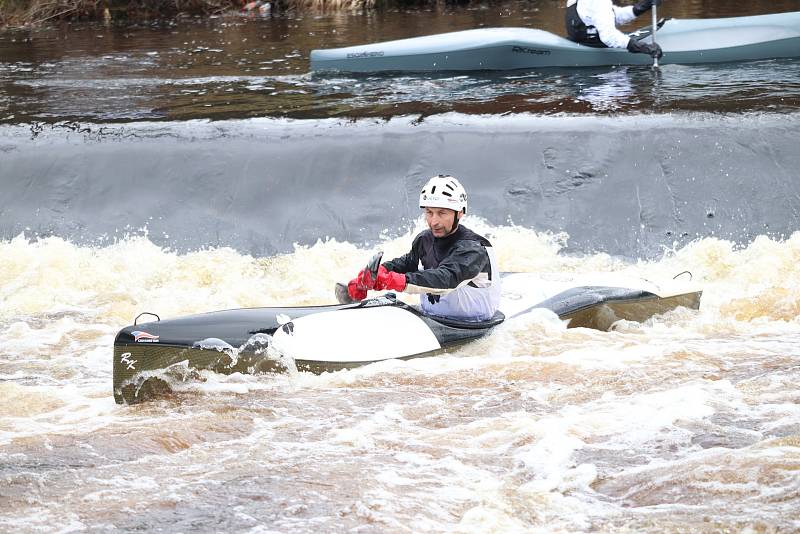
[1,0,799,123]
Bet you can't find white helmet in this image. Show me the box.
[419,174,468,214]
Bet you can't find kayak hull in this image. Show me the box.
[309,12,800,72]
[113,272,702,404]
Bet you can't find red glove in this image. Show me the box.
[357,268,376,290]
[373,266,407,292]
[347,278,367,301]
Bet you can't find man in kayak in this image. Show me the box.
[565,0,663,59]
[347,174,501,321]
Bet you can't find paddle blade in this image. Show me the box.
[335,282,358,304]
[335,251,384,304]
[365,251,384,282]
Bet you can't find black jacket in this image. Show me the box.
[382,225,493,295]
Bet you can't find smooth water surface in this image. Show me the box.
[1,0,799,123]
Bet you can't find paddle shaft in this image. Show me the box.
[651,3,659,67]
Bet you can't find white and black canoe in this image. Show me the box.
[113,270,702,404]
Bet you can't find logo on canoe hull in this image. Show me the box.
[346,50,385,59]
[132,330,160,343]
[511,46,551,56]
[120,352,137,370]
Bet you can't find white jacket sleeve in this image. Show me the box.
[577,0,636,49]
[612,4,637,26]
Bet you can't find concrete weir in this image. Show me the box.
[2,112,799,258]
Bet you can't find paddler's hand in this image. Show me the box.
[357,268,377,290]
[627,39,663,59]
[633,0,661,16]
[347,278,368,301]
[373,266,407,292]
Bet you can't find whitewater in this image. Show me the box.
[2,220,800,531]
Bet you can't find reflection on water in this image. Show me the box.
[577,68,638,111]
[1,0,799,123]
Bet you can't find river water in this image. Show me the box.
[1,0,800,122]
[2,0,800,532]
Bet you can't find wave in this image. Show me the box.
[3,226,800,326]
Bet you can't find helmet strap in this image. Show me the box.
[445,210,463,236]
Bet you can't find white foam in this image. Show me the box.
[2,228,800,531]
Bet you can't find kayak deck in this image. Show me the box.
[113,275,702,404]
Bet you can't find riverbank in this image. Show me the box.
[0,0,408,27]
[0,0,250,27]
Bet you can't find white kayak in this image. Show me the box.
[113,269,702,403]
[310,11,800,72]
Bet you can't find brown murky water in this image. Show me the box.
[2,1,800,531]
[2,226,800,531]
[0,0,799,123]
